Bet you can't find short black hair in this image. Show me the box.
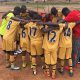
[62,7,70,16]
[21,5,27,13]
[28,10,38,17]
[51,7,58,16]
[28,10,42,20]
[13,6,21,16]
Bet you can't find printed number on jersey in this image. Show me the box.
[6,20,12,30]
[48,31,56,42]
[64,28,71,37]
[30,27,37,36]
[22,29,26,38]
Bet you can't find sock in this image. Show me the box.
[31,56,36,68]
[61,60,64,71]
[69,58,73,73]
[52,65,56,76]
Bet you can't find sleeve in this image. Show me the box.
[39,25,48,30]
[39,25,44,29]
[59,23,65,28]
[65,16,74,22]
[64,12,76,22]
[6,13,14,21]
[24,23,29,29]
[17,21,20,26]
[59,23,65,32]
[69,23,76,29]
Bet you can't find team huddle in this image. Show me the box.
[0,5,80,79]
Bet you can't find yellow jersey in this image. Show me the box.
[59,23,76,48]
[52,15,58,23]
[42,25,64,51]
[25,22,43,42]
[19,27,30,52]
[3,19,20,41]
[0,12,14,35]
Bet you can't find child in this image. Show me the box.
[41,22,68,79]
[40,7,61,79]
[25,13,44,75]
[58,21,80,77]
[17,5,31,68]
[2,6,21,70]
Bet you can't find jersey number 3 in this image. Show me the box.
[48,31,56,42]
[6,20,12,30]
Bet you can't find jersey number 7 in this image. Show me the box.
[30,27,37,36]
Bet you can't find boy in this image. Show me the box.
[0,6,22,38]
[41,22,68,79]
[18,5,31,68]
[0,7,16,50]
[50,7,59,23]
[39,7,60,79]
[25,13,44,75]
[58,21,80,77]
[2,6,21,70]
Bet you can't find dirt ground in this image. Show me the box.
[0,39,80,80]
[0,4,80,80]
[0,3,80,12]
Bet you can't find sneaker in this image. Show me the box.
[31,65,33,69]
[14,52,18,55]
[11,64,20,70]
[14,49,22,55]
[22,62,27,68]
[69,71,74,77]
[16,49,22,53]
[31,64,36,69]
[33,69,37,75]
[57,68,64,75]
[42,65,46,69]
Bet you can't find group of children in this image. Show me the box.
[1,5,80,79]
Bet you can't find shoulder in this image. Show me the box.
[7,12,14,17]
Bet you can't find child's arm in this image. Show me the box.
[37,22,59,28]
[41,26,50,33]
[11,17,41,22]
[41,24,59,33]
